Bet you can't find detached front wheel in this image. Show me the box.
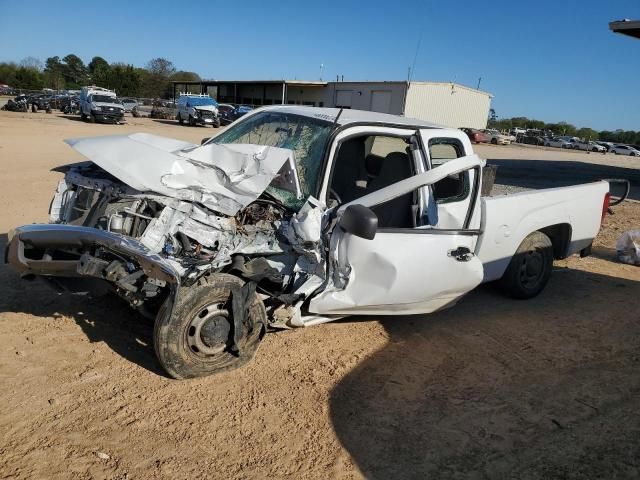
[500,231,553,299]
[154,274,267,379]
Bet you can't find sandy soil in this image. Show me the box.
[0,111,639,479]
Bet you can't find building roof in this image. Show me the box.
[171,79,492,95]
[254,105,444,129]
[172,79,327,87]
[609,19,640,39]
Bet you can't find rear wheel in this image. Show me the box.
[491,138,497,145]
[153,274,266,379]
[499,231,553,299]
[188,115,196,127]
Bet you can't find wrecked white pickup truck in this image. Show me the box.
[6,106,614,378]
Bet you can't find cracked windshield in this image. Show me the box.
[213,111,333,209]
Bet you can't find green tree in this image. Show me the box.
[88,56,111,86]
[44,56,65,89]
[0,62,18,86]
[143,57,176,98]
[167,70,201,97]
[61,54,89,89]
[14,67,43,90]
[555,122,576,136]
[576,128,598,141]
[106,63,142,96]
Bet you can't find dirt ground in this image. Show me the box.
[1,110,639,479]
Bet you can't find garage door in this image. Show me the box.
[370,90,392,113]
[336,90,353,108]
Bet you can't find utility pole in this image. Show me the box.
[477,76,482,90]
[319,63,324,81]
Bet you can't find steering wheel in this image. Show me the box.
[329,188,342,204]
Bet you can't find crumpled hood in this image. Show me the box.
[65,133,295,216]
[193,105,218,114]
[92,101,124,110]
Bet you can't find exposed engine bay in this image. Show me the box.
[42,160,326,326]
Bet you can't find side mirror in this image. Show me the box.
[201,137,210,145]
[339,204,378,240]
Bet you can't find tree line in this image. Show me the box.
[0,55,202,98]
[489,114,640,146]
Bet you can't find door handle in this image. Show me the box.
[448,246,473,262]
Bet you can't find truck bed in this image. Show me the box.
[476,181,609,283]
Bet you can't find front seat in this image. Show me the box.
[367,152,414,228]
[331,137,367,203]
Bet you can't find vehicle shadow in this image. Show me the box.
[0,233,168,377]
[56,114,84,122]
[488,159,639,201]
[329,267,640,478]
[150,119,180,126]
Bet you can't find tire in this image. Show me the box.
[177,113,184,125]
[545,143,550,147]
[214,118,221,128]
[81,112,87,121]
[88,113,95,123]
[499,231,553,299]
[188,115,196,127]
[153,273,266,379]
[491,138,497,145]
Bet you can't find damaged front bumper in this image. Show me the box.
[5,224,180,287]
[91,109,124,123]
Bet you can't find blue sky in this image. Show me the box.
[0,0,638,130]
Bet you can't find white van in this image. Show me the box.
[176,94,220,127]
[79,86,125,123]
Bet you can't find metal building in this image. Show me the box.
[172,80,492,129]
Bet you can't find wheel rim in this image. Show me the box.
[186,302,231,356]
[519,250,545,289]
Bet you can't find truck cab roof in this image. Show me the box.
[252,105,444,129]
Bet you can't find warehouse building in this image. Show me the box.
[172,79,493,129]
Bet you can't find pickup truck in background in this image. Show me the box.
[4,106,618,379]
[79,85,125,124]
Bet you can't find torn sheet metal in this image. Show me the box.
[65,133,295,216]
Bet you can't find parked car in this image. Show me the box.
[4,106,617,379]
[481,129,511,145]
[595,141,614,152]
[570,140,606,153]
[120,98,139,113]
[217,104,237,125]
[60,96,80,114]
[611,144,640,156]
[520,135,545,146]
[218,104,255,125]
[1,94,28,112]
[544,137,571,148]
[461,128,489,144]
[30,94,53,111]
[176,94,220,127]
[79,86,125,123]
